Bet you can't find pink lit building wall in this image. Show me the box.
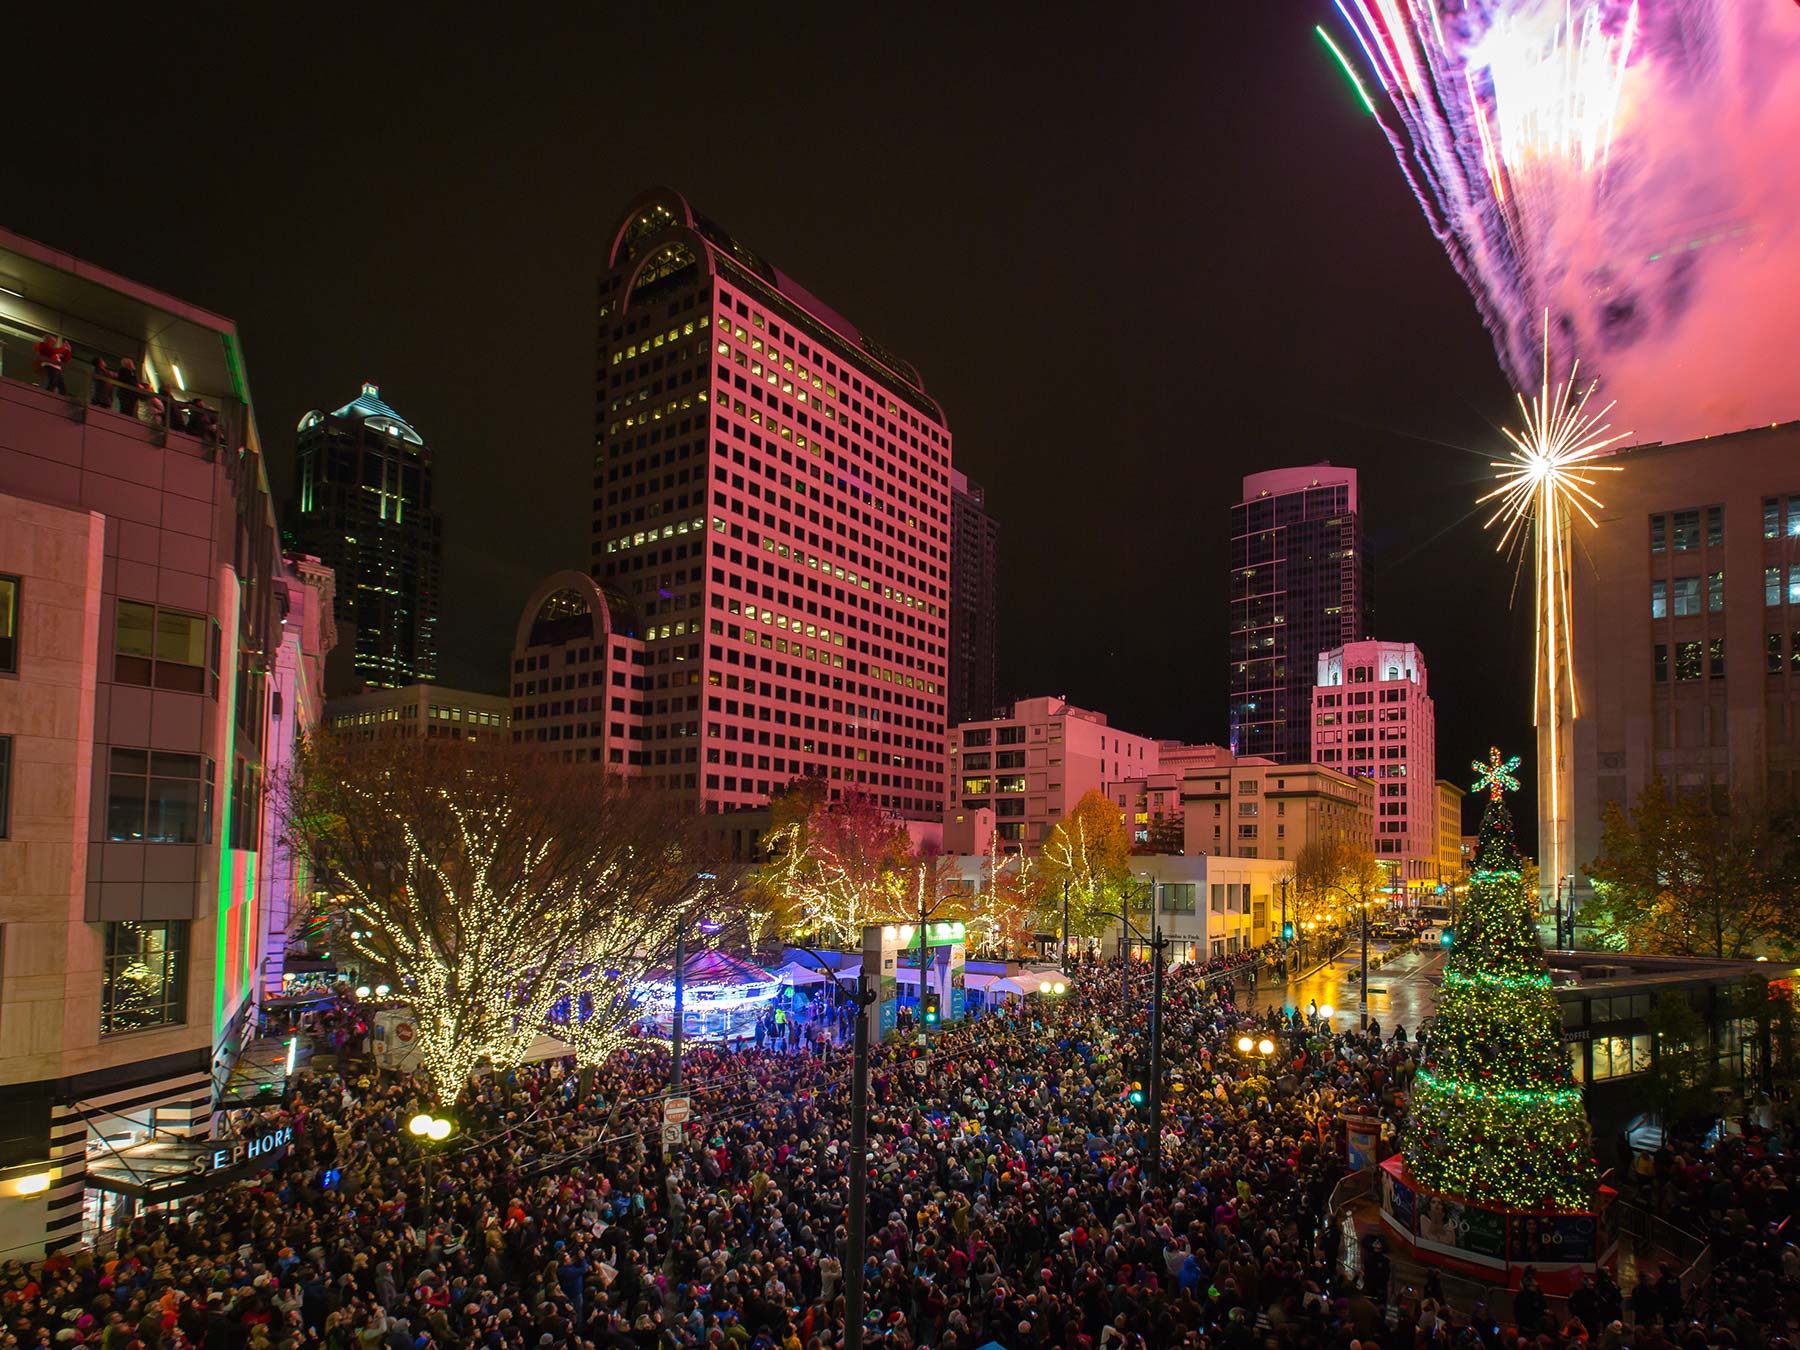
[1311,639,1438,892]
[594,189,949,818]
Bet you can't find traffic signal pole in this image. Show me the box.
[1148,921,1166,1182]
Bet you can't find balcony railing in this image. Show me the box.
[0,328,242,457]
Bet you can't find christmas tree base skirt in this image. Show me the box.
[1377,1156,1617,1294]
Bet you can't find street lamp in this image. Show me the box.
[407,1112,455,1198]
[787,941,878,1350]
[1107,902,1171,1181]
[670,875,720,1093]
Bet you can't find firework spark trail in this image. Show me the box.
[1325,0,1800,441]
[1475,323,1632,900]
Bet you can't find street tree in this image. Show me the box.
[1582,779,1797,959]
[1037,789,1134,938]
[286,735,722,1102]
[1292,835,1385,930]
[966,834,1037,959]
[758,789,911,949]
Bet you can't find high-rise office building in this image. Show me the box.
[1312,639,1437,893]
[1230,464,1370,763]
[508,569,645,768]
[593,188,950,818]
[0,227,329,1255]
[947,468,998,726]
[1564,421,1800,921]
[286,383,442,693]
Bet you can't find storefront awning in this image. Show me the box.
[84,1123,295,1202]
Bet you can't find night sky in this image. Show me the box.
[9,4,1536,836]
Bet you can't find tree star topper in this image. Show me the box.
[1473,747,1522,802]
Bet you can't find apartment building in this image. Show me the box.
[947,697,1159,847]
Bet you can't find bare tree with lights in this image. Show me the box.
[757,789,912,949]
[286,735,725,1102]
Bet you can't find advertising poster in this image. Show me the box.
[1345,1114,1382,1172]
[1508,1211,1597,1265]
[1416,1193,1508,1263]
[948,943,967,1022]
[1382,1166,1416,1232]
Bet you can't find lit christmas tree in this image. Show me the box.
[1405,748,1597,1211]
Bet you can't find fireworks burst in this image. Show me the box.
[1476,325,1631,893]
[1323,0,1648,387]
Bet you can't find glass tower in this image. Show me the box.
[1230,464,1370,763]
[285,384,441,691]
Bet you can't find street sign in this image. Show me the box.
[663,1096,691,1125]
[661,1122,682,1146]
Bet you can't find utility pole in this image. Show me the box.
[1061,877,1071,974]
[1148,922,1169,1181]
[671,927,685,1089]
[845,971,876,1350]
[1359,896,1370,1030]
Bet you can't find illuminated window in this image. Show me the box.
[106,750,213,844]
[0,574,15,673]
[100,920,188,1036]
[1671,510,1700,551]
[1675,640,1703,682]
[1650,580,1666,619]
[1671,577,1700,617]
[1770,566,1784,607]
[1708,571,1725,613]
[114,602,208,693]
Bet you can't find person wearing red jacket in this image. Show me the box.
[33,333,71,394]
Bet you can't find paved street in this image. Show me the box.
[1247,936,1448,1035]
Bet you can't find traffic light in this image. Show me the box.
[922,991,941,1026]
[1282,921,1296,941]
[1127,1080,1145,1106]
[1440,928,1455,948]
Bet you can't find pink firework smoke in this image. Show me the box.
[1325,0,1800,440]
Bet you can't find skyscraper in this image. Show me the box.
[947,468,998,726]
[1230,464,1370,763]
[593,188,950,818]
[286,383,441,692]
[1312,639,1437,894]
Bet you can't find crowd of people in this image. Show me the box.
[3,948,1794,1350]
[27,331,218,438]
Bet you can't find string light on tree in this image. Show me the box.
[1477,327,1631,900]
[1403,746,1597,1210]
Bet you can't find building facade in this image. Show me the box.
[1435,778,1466,896]
[947,468,998,726]
[324,682,510,744]
[937,851,1289,964]
[285,383,442,693]
[1565,422,1800,918]
[0,228,322,1257]
[1312,640,1437,891]
[947,696,1159,848]
[593,188,949,819]
[509,570,646,767]
[1180,753,1375,862]
[1230,464,1370,763]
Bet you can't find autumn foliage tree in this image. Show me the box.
[1582,778,1797,959]
[1292,834,1386,930]
[1037,789,1135,939]
[757,788,913,949]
